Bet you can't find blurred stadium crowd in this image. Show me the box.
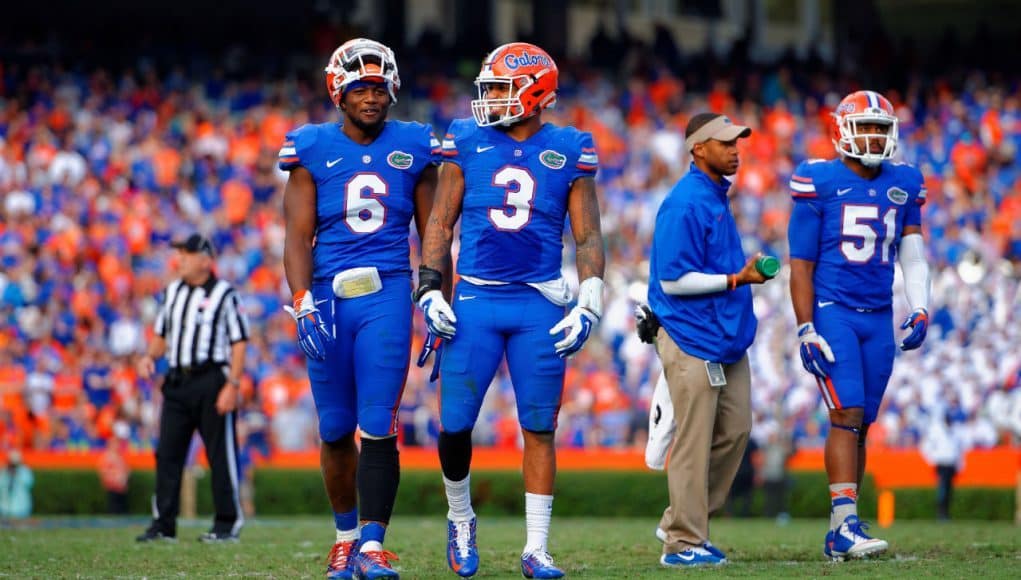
[1,34,1020,463]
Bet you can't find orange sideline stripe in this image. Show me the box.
[7,447,1019,488]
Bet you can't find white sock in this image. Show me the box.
[336,528,359,543]
[829,483,858,530]
[360,540,383,553]
[444,475,476,522]
[523,492,553,555]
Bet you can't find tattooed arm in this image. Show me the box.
[567,176,605,282]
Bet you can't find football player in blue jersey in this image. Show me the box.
[788,90,930,561]
[281,38,441,580]
[414,42,605,579]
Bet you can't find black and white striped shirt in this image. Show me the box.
[154,276,249,369]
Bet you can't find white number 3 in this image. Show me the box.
[489,166,536,232]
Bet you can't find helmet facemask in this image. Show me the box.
[325,39,400,108]
[471,74,534,127]
[836,113,899,167]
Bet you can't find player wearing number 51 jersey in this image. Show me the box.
[415,42,605,579]
[788,90,930,562]
[281,38,440,580]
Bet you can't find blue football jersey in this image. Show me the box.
[441,118,598,282]
[278,121,440,281]
[788,158,926,309]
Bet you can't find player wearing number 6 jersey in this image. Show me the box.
[281,38,440,579]
[415,42,605,579]
[787,90,930,561]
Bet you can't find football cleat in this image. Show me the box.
[198,530,239,543]
[136,525,176,543]
[520,550,565,579]
[828,515,888,560]
[326,539,358,579]
[656,529,728,564]
[823,529,835,560]
[660,547,723,567]
[351,549,400,579]
[446,518,479,577]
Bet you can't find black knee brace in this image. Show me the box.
[357,435,400,524]
[831,422,861,436]
[857,423,870,448]
[438,430,473,481]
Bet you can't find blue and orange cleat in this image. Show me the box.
[520,550,564,579]
[446,518,479,577]
[351,549,400,579]
[827,515,888,561]
[326,539,358,579]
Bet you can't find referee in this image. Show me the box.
[136,233,250,543]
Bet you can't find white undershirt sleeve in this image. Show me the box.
[660,272,728,296]
[898,233,930,311]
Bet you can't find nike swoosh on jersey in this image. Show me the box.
[837,188,852,196]
[476,145,495,153]
[314,299,330,306]
[326,157,343,168]
[817,300,835,308]
[458,295,476,301]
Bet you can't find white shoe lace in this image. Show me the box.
[526,550,556,567]
[455,520,473,558]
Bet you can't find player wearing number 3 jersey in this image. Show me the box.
[416,42,605,578]
[788,90,930,561]
[281,38,440,579]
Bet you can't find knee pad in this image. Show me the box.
[357,435,400,524]
[438,430,473,482]
[319,409,357,443]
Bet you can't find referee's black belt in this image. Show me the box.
[167,361,221,379]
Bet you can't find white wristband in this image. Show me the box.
[578,277,604,319]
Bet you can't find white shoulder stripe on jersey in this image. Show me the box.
[790,181,816,193]
[430,137,441,148]
[441,139,455,149]
[279,147,296,156]
[579,153,599,164]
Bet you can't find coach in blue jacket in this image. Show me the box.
[647,112,770,567]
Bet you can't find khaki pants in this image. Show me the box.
[656,328,751,553]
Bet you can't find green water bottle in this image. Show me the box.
[755,255,780,279]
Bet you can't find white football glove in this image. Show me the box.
[549,277,604,358]
[417,289,457,341]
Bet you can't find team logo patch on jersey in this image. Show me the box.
[887,186,908,205]
[387,151,414,169]
[539,150,566,170]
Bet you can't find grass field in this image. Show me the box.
[2,516,1018,578]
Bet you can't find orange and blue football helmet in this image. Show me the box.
[324,38,401,108]
[832,90,899,166]
[471,42,558,127]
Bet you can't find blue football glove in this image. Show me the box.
[899,307,929,351]
[283,290,332,361]
[797,322,835,379]
[549,306,599,358]
[416,332,443,383]
[416,289,457,341]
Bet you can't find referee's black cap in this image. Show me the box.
[171,233,216,257]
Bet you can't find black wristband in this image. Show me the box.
[413,265,443,303]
